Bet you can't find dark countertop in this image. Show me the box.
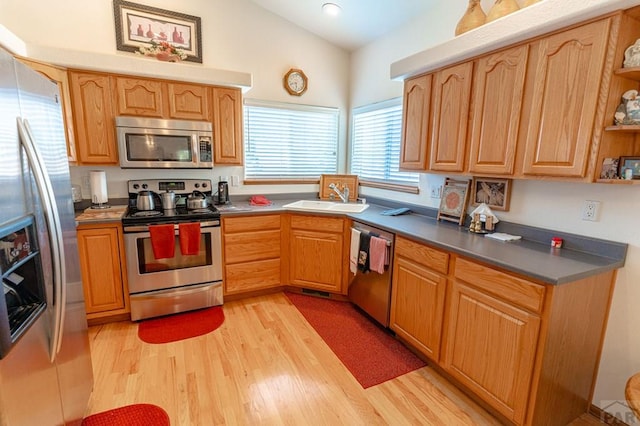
[218,197,627,285]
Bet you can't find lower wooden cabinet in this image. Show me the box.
[222,214,282,295]
[390,236,448,362]
[288,215,346,294]
[77,222,129,321]
[443,280,541,424]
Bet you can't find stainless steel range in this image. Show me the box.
[122,179,222,321]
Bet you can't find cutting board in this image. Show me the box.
[319,174,359,202]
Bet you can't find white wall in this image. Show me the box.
[0,0,350,198]
[350,0,640,419]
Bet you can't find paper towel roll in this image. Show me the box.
[90,171,108,205]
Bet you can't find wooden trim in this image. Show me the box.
[87,313,130,326]
[243,178,320,185]
[359,179,419,194]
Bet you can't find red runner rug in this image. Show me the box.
[81,403,170,426]
[286,292,426,388]
[138,306,224,344]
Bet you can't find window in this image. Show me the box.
[350,98,419,189]
[244,99,339,180]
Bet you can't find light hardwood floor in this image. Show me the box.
[85,292,604,425]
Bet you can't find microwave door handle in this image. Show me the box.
[17,118,66,362]
[192,134,199,166]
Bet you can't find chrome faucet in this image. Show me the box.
[329,183,349,203]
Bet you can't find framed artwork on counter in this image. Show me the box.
[113,0,203,63]
[437,178,471,226]
[471,177,512,211]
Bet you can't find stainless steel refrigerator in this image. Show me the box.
[0,47,93,425]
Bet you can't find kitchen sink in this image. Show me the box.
[282,200,369,213]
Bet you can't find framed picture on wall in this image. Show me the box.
[113,0,203,63]
[470,177,512,211]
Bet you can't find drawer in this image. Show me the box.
[395,236,449,275]
[223,215,281,233]
[290,215,344,233]
[454,258,545,313]
[225,258,281,294]
[224,230,281,264]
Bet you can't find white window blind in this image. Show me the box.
[244,99,339,179]
[350,98,419,186]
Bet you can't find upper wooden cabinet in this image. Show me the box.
[519,18,611,178]
[167,83,210,120]
[17,58,78,163]
[69,71,118,165]
[115,77,164,117]
[468,45,529,175]
[398,13,636,182]
[68,70,242,165]
[429,62,473,172]
[400,74,431,170]
[212,87,244,165]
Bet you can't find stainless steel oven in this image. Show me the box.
[124,221,222,321]
[122,179,223,321]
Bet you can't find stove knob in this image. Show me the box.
[201,182,208,188]
[142,184,148,189]
[194,183,200,188]
[132,184,140,190]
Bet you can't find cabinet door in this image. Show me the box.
[167,83,210,120]
[400,74,431,170]
[115,77,164,117]
[390,256,446,361]
[429,62,473,172]
[469,45,528,175]
[18,59,77,162]
[443,281,540,424]
[289,229,343,293]
[69,72,118,164]
[212,87,243,165]
[77,226,126,314]
[520,19,611,177]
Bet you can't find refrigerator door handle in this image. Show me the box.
[17,117,66,362]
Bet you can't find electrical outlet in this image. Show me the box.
[81,175,90,193]
[430,185,442,199]
[231,175,240,187]
[582,200,601,221]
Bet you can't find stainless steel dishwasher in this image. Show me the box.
[348,222,394,327]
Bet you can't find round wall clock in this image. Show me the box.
[284,68,308,96]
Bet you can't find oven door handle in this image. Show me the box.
[123,220,220,233]
[136,282,219,299]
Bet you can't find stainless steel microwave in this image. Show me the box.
[116,116,213,169]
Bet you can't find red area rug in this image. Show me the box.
[286,292,426,388]
[138,306,224,344]
[81,403,170,426]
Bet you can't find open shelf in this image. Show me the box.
[614,67,640,81]
[604,125,640,132]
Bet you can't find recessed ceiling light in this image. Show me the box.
[322,3,341,17]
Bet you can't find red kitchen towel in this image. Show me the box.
[369,236,387,274]
[179,222,201,255]
[249,195,272,206]
[149,224,175,259]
